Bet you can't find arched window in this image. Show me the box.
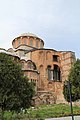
[30,39,33,46]
[53,65,61,81]
[21,62,24,69]
[36,40,38,48]
[47,65,53,80]
[40,42,43,48]
[47,65,61,81]
[39,51,44,59]
[24,39,27,44]
[27,62,31,69]
[27,61,36,70]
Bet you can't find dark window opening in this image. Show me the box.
[53,65,61,81]
[47,65,61,82]
[47,66,53,80]
[48,66,51,80]
[53,55,58,62]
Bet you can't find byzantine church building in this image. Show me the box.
[0,33,76,105]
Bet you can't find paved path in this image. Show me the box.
[45,116,80,120]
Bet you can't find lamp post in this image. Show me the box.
[66,80,74,120]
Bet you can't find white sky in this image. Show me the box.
[0,0,80,58]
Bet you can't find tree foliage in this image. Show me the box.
[63,59,80,102]
[0,53,35,113]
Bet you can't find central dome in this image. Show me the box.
[12,33,44,49]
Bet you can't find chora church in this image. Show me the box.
[0,33,76,105]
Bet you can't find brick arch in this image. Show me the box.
[39,65,44,75]
[46,51,51,60]
[53,64,61,81]
[47,65,53,80]
[20,59,26,69]
[26,60,37,70]
[29,39,33,46]
[39,51,44,59]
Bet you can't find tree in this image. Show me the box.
[63,59,80,102]
[0,53,35,119]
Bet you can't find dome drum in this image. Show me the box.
[12,33,44,49]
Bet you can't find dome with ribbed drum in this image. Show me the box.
[12,33,44,49]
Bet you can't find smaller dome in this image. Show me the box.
[19,33,38,38]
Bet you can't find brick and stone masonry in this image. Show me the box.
[1,33,76,105]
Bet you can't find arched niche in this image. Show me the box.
[39,65,44,75]
[26,60,37,70]
[46,51,51,60]
[39,51,44,59]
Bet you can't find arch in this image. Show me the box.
[36,40,38,48]
[18,39,21,46]
[40,41,43,48]
[39,51,44,59]
[24,39,27,44]
[47,64,61,81]
[47,65,53,80]
[29,39,33,46]
[26,60,37,70]
[46,51,51,60]
[20,60,25,69]
[21,62,24,69]
[53,65,61,81]
[39,65,44,75]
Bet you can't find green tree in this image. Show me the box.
[63,59,80,102]
[0,53,35,119]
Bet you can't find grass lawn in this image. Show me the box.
[1,103,80,120]
[26,103,80,119]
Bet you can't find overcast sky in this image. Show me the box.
[0,0,80,58]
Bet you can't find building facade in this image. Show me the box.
[0,33,76,105]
